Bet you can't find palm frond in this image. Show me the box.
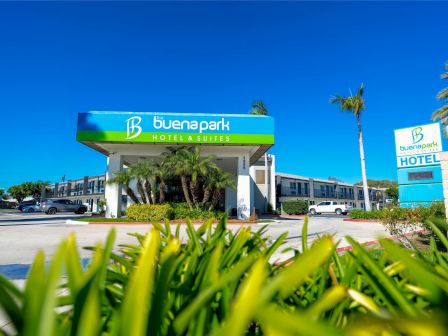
[436,88,448,101]
[431,105,448,121]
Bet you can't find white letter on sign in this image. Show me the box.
[126,116,142,139]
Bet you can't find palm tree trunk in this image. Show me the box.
[159,180,166,203]
[150,177,157,204]
[357,117,371,211]
[209,189,221,211]
[144,179,152,204]
[137,180,148,204]
[180,175,193,210]
[190,180,200,208]
[202,186,212,206]
[125,186,140,204]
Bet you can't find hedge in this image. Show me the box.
[349,202,445,223]
[171,202,225,220]
[281,200,308,215]
[126,204,173,222]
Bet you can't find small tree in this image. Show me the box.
[209,171,236,211]
[7,181,48,203]
[107,171,140,205]
[385,186,399,205]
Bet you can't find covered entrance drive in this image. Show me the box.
[76,112,275,219]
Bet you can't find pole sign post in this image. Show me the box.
[394,123,444,208]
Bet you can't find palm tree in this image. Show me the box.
[431,61,448,135]
[167,148,194,210]
[179,147,217,207]
[202,165,220,206]
[150,157,172,203]
[209,171,236,211]
[330,84,371,211]
[129,161,152,204]
[107,170,140,205]
[249,100,268,115]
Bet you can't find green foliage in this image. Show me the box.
[7,181,48,203]
[385,185,399,203]
[349,202,445,223]
[282,200,308,215]
[354,179,398,188]
[2,217,448,335]
[249,100,268,115]
[349,209,386,220]
[108,147,231,211]
[97,200,106,214]
[171,202,225,220]
[431,60,448,136]
[125,204,173,222]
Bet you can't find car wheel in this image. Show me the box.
[310,209,316,215]
[47,208,57,215]
[335,208,342,215]
[28,208,35,213]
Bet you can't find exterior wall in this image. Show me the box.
[46,175,106,212]
[276,173,385,210]
[440,152,448,217]
[252,154,276,213]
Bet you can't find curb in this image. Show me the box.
[65,219,89,225]
[335,229,425,252]
[64,220,279,225]
[343,218,380,223]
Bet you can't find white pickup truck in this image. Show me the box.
[309,201,352,215]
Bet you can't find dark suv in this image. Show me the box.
[17,200,37,211]
[41,199,87,215]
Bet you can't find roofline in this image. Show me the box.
[84,111,273,119]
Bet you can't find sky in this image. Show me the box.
[0,1,447,189]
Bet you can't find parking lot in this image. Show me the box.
[0,210,390,279]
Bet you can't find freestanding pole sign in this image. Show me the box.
[394,123,444,208]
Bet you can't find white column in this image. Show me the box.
[237,153,251,219]
[269,155,276,210]
[105,153,123,218]
[249,165,256,212]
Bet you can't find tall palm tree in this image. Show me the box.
[129,161,152,204]
[431,61,448,135]
[107,170,140,205]
[209,171,236,211]
[249,100,268,115]
[330,84,371,211]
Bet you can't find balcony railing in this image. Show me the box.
[280,187,309,197]
[337,192,355,200]
[314,189,336,198]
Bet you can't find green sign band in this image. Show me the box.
[77,131,274,145]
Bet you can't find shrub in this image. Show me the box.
[349,202,445,223]
[171,202,225,220]
[125,203,173,222]
[2,217,448,335]
[282,200,308,215]
[349,209,385,220]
